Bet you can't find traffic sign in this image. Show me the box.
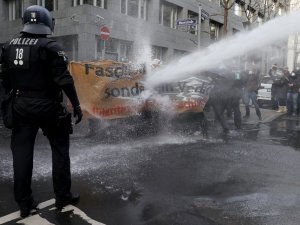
[201,9,209,20]
[100,26,110,41]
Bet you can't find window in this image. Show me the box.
[187,10,198,35]
[152,46,167,62]
[234,3,242,16]
[209,20,222,41]
[258,11,264,25]
[9,0,24,21]
[278,4,285,15]
[72,0,107,8]
[97,38,133,61]
[258,16,263,25]
[271,1,276,11]
[159,1,181,29]
[121,0,148,20]
[246,6,256,23]
[37,0,58,11]
[119,40,133,62]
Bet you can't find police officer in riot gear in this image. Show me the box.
[0,5,82,218]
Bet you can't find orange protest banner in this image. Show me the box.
[69,60,210,119]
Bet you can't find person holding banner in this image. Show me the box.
[0,5,82,218]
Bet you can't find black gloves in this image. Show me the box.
[73,105,83,124]
[61,83,82,124]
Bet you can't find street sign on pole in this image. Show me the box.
[198,4,202,49]
[201,9,209,21]
[100,26,110,41]
[176,19,197,26]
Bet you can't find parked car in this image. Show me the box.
[257,76,273,107]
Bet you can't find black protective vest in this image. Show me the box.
[3,36,60,99]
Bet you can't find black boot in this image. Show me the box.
[55,193,80,210]
[19,200,38,218]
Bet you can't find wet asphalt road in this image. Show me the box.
[1,111,300,225]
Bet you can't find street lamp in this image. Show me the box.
[196,0,202,49]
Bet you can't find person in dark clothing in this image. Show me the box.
[295,69,300,115]
[0,5,82,218]
[228,70,243,129]
[273,68,289,113]
[242,69,262,121]
[0,80,4,118]
[209,69,242,133]
[269,64,280,110]
[209,77,230,133]
[286,70,299,116]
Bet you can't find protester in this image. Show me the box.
[268,64,280,110]
[286,69,300,116]
[295,69,300,115]
[0,5,82,218]
[274,67,289,113]
[242,68,262,121]
[228,70,243,129]
[0,80,4,119]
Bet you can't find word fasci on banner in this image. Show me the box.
[105,83,145,98]
[84,63,145,79]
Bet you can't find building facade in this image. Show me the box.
[0,0,245,63]
[287,0,300,70]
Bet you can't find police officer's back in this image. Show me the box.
[0,5,82,218]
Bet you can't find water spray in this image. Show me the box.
[145,10,300,89]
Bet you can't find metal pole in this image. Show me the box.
[198,3,202,49]
[102,40,106,59]
[293,33,299,69]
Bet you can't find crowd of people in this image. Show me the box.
[269,64,300,116]
[206,63,261,134]
[206,62,300,134]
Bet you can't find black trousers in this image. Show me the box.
[11,119,71,207]
[211,97,241,131]
[212,100,229,131]
[230,98,242,129]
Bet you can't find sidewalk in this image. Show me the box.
[205,104,285,129]
[240,105,284,124]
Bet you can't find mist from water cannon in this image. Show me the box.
[145,10,300,89]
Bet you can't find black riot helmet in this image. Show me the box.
[21,5,55,35]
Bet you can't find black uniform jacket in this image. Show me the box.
[0,33,80,121]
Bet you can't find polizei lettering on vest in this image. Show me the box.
[9,38,39,46]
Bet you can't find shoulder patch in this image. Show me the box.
[57,51,68,62]
[57,51,66,57]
